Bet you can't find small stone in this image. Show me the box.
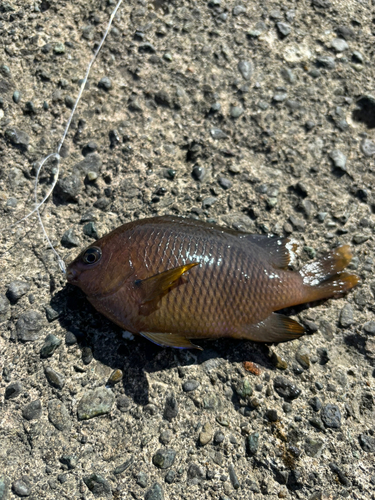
[238,60,253,80]
[235,378,253,400]
[163,394,178,421]
[276,22,291,37]
[82,346,93,365]
[329,463,350,486]
[40,334,62,358]
[339,303,354,327]
[60,455,77,470]
[107,369,123,385]
[56,174,82,202]
[202,197,217,209]
[44,305,60,322]
[0,475,10,500]
[321,404,341,428]
[360,138,375,157]
[145,483,164,500]
[233,5,246,15]
[83,222,99,239]
[136,472,148,488]
[83,474,111,498]
[359,433,375,453]
[331,38,348,52]
[218,177,232,190]
[6,281,30,303]
[13,91,21,103]
[17,310,43,342]
[48,400,71,431]
[113,458,133,475]
[61,228,80,248]
[214,430,225,444]
[289,216,306,231]
[316,56,336,69]
[45,367,65,389]
[138,42,156,54]
[98,77,112,91]
[352,51,363,63]
[295,347,310,369]
[5,382,23,400]
[352,234,369,245]
[304,437,324,457]
[363,321,375,335]
[77,387,115,420]
[152,449,176,469]
[74,153,102,176]
[5,128,30,151]
[54,42,66,54]
[182,380,200,392]
[65,330,78,345]
[164,470,175,484]
[12,478,31,497]
[117,396,132,412]
[309,396,322,412]
[245,432,259,456]
[274,376,301,400]
[210,128,228,140]
[22,400,42,421]
[199,422,213,446]
[230,106,244,118]
[228,464,240,489]
[192,165,206,182]
[265,409,278,422]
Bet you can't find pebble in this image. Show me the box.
[145,483,164,500]
[113,457,133,475]
[359,433,375,453]
[235,378,253,400]
[77,387,115,420]
[152,449,176,469]
[0,475,10,500]
[83,222,99,239]
[199,422,214,445]
[339,303,354,327]
[83,474,112,498]
[228,464,240,489]
[245,432,259,456]
[12,478,31,497]
[61,228,80,248]
[321,404,341,428]
[107,369,123,385]
[5,381,23,400]
[6,281,30,303]
[17,311,43,342]
[238,60,253,80]
[363,321,375,335]
[164,470,175,484]
[352,51,363,63]
[13,90,21,103]
[295,347,310,369]
[60,455,77,470]
[56,174,82,202]
[192,165,206,182]
[82,346,93,365]
[329,463,350,486]
[54,42,65,54]
[4,128,30,150]
[304,437,324,457]
[187,463,205,482]
[316,56,336,69]
[182,380,200,392]
[98,77,112,91]
[360,138,375,157]
[218,177,232,190]
[214,430,225,444]
[329,150,347,171]
[117,395,132,412]
[309,396,322,412]
[65,330,78,345]
[274,376,301,400]
[48,400,71,431]
[211,128,228,140]
[230,106,244,118]
[276,22,291,37]
[138,42,156,54]
[40,334,62,358]
[136,472,148,488]
[22,400,42,421]
[265,409,278,422]
[45,367,65,389]
[163,394,178,421]
[233,5,246,15]
[331,38,348,52]
[44,305,59,322]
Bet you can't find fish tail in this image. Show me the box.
[300,245,359,301]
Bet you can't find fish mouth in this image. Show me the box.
[66,268,79,283]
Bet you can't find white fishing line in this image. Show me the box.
[7,0,124,274]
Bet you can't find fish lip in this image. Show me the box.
[66,268,79,283]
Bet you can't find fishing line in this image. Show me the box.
[4,0,124,275]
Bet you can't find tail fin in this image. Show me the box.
[300,245,359,302]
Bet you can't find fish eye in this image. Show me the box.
[82,247,102,265]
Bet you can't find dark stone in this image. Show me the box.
[113,457,133,475]
[164,470,175,484]
[144,483,164,500]
[5,382,23,400]
[83,222,99,239]
[44,305,60,322]
[305,437,324,457]
[136,472,148,488]
[59,455,77,470]
[117,396,132,412]
[0,475,10,500]
[12,478,31,497]
[5,128,29,151]
[228,464,240,489]
[182,380,200,392]
[163,394,178,421]
[6,281,30,303]
[45,367,65,389]
[65,331,78,345]
[192,165,206,182]
[321,404,341,428]
[40,334,62,358]
[98,77,112,91]
[77,388,115,420]
[138,43,156,54]
[187,463,205,481]
[363,321,375,335]
[210,128,228,140]
[218,177,232,190]
[83,474,111,497]
[214,431,225,444]
[48,400,71,431]
[22,400,42,421]
[56,174,82,202]
[238,60,253,80]
[82,346,93,365]
[73,153,102,176]
[245,432,259,456]
[265,409,278,422]
[17,310,43,342]
[359,433,375,453]
[273,376,301,400]
[339,303,354,327]
[329,463,350,486]
[61,228,80,248]
[309,397,322,412]
[152,449,176,469]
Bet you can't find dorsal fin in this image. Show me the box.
[245,234,298,270]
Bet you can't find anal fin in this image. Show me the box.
[140,331,203,350]
[238,313,305,343]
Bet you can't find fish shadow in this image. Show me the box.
[53,285,316,407]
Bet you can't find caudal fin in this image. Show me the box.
[300,245,359,302]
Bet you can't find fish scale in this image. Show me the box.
[67,216,359,349]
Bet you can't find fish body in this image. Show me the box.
[66,216,358,349]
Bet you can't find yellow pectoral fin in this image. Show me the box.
[140,331,203,350]
[136,262,199,315]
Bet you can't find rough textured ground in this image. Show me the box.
[0,0,375,499]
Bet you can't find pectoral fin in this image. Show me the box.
[238,313,305,343]
[136,262,199,315]
[140,331,203,350]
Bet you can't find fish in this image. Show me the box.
[66,216,359,349]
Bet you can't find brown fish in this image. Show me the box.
[66,216,358,349]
